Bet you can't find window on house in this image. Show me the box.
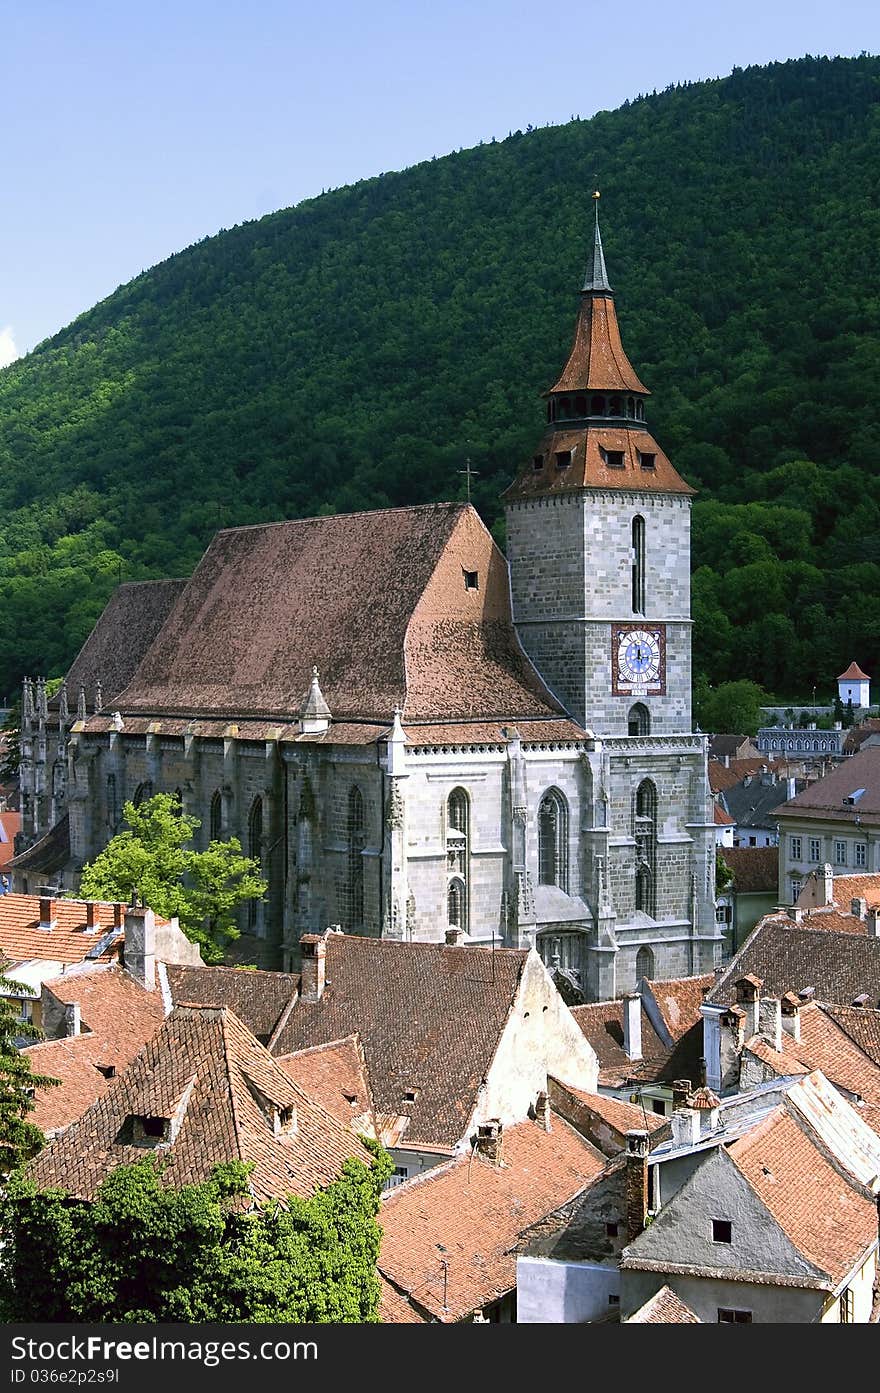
[790,836,802,861]
[591,394,605,415]
[748,836,757,847]
[635,781,657,917]
[809,837,821,863]
[384,1167,410,1191]
[463,570,479,590]
[600,446,625,468]
[608,1294,620,1306]
[835,840,847,866]
[790,876,803,899]
[538,789,569,891]
[210,790,222,842]
[605,1222,619,1237]
[609,396,622,415]
[248,796,263,930]
[712,1219,732,1243]
[106,774,117,830]
[840,1287,855,1323]
[636,945,655,982]
[447,789,469,930]
[856,843,867,868]
[638,451,656,470]
[555,450,572,469]
[574,395,587,416]
[651,1099,666,1115]
[718,1308,752,1323]
[132,781,152,807]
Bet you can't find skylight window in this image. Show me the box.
[844,789,866,805]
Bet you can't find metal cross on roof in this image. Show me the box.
[458,457,479,503]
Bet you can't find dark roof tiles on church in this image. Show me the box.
[402,718,588,747]
[55,579,186,711]
[503,426,695,502]
[113,504,565,726]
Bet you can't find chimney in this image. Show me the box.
[852,898,868,920]
[781,992,802,1043]
[789,906,805,924]
[38,888,57,930]
[623,993,642,1061]
[734,975,762,1039]
[299,934,327,1002]
[787,777,797,799]
[758,996,782,1053]
[671,1106,701,1149]
[534,1090,552,1133]
[798,986,815,1002]
[821,863,834,907]
[475,1119,503,1164]
[672,1078,692,1111]
[85,901,101,930]
[624,1130,649,1240]
[123,905,156,990]
[851,993,871,1009]
[445,926,465,946]
[64,1001,81,1037]
[868,909,880,940]
[113,902,124,929]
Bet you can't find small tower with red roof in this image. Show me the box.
[838,661,870,711]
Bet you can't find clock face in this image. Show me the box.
[612,624,666,697]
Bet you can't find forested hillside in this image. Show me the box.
[1,54,879,701]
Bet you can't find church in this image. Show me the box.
[13,203,722,999]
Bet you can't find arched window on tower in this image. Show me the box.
[248,797,263,929]
[591,394,605,415]
[446,789,469,931]
[632,516,646,615]
[627,396,635,417]
[575,394,587,416]
[538,789,569,892]
[347,785,365,929]
[636,945,655,982]
[628,703,650,737]
[634,779,657,917]
[210,790,222,842]
[609,395,622,416]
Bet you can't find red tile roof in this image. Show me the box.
[549,293,648,396]
[717,846,778,894]
[57,579,186,713]
[777,747,880,824]
[27,1005,374,1202]
[504,426,694,502]
[839,662,870,682]
[0,894,124,969]
[378,1115,606,1321]
[708,758,790,795]
[548,1077,666,1149]
[714,804,734,826]
[627,1285,701,1323]
[647,975,714,1041]
[112,504,564,725]
[0,811,21,871]
[277,1035,374,1134]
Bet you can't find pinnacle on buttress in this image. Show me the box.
[300,665,332,733]
[58,683,69,724]
[581,189,612,294]
[94,680,103,714]
[76,685,87,722]
[22,677,34,724]
[36,677,48,721]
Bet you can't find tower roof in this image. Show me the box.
[839,662,870,683]
[582,193,612,293]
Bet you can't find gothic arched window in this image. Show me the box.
[636,945,655,981]
[448,877,466,930]
[538,789,569,892]
[628,703,650,737]
[634,780,657,916]
[446,790,469,931]
[248,797,263,929]
[106,774,117,830]
[347,785,365,929]
[210,790,222,842]
[632,515,646,615]
[132,781,152,807]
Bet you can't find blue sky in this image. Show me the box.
[2,0,878,362]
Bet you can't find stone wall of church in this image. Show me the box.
[506,491,692,737]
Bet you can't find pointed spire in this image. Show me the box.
[582,190,612,294]
[22,677,34,724]
[36,677,48,721]
[77,684,87,722]
[94,679,103,714]
[58,683,69,724]
[300,665,331,734]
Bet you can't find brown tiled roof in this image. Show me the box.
[839,662,870,682]
[503,426,694,503]
[823,1003,880,1064]
[730,1106,877,1286]
[548,1077,666,1142]
[277,1035,374,1133]
[647,974,714,1041]
[718,846,779,894]
[113,504,564,725]
[713,804,734,826]
[0,811,21,871]
[549,293,648,396]
[378,1276,428,1324]
[377,1115,606,1321]
[568,996,705,1088]
[708,758,788,795]
[269,934,530,1149]
[7,814,70,876]
[776,748,880,824]
[0,893,123,969]
[56,579,186,712]
[822,872,880,911]
[744,1008,880,1135]
[709,919,880,1009]
[402,719,587,748]
[165,963,299,1043]
[627,1284,701,1323]
[709,735,753,758]
[844,720,880,755]
[27,1005,373,1202]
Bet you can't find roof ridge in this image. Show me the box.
[213,501,469,539]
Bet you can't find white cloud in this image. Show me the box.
[0,326,20,368]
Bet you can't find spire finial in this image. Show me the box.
[583,190,612,294]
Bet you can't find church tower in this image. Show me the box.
[504,194,695,739]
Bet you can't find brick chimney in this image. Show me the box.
[852,898,868,920]
[123,905,156,990]
[38,888,57,930]
[624,1130,649,1240]
[734,975,762,1039]
[85,901,101,929]
[64,1001,81,1037]
[445,926,465,946]
[300,934,327,1002]
[534,1090,552,1132]
[868,909,880,940]
[623,993,642,1061]
[758,996,782,1053]
[672,1078,692,1111]
[781,992,802,1043]
[821,863,834,907]
[475,1119,503,1163]
[113,902,124,929]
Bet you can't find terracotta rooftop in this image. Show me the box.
[839,662,870,682]
[503,425,694,502]
[0,893,124,970]
[824,1003,880,1065]
[709,918,880,1009]
[0,811,21,871]
[713,804,734,826]
[377,1114,606,1322]
[549,292,648,396]
[548,1077,666,1143]
[646,974,714,1042]
[627,1285,701,1323]
[571,978,707,1089]
[54,579,186,714]
[844,720,880,755]
[112,504,565,725]
[717,845,778,894]
[277,1035,375,1135]
[165,963,299,1044]
[27,1005,374,1202]
[776,747,880,824]
[708,758,789,795]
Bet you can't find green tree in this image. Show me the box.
[696,679,769,736]
[0,1143,393,1322]
[0,974,60,1178]
[78,793,265,963]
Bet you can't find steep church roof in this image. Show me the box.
[54,579,186,712]
[113,502,568,725]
